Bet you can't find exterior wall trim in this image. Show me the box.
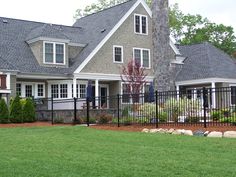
[176,78,236,86]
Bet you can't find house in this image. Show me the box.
[1,0,235,111]
[0,0,179,109]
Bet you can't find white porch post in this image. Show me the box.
[193,88,197,100]
[176,85,180,100]
[6,73,11,90]
[73,78,77,98]
[95,79,99,108]
[211,82,216,108]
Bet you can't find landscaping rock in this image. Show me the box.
[158,128,168,134]
[204,131,209,136]
[223,131,236,138]
[172,129,184,135]
[167,128,175,134]
[142,128,149,133]
[193,130,205,137]
[149,129,159,133]
[207,131,223,138]
[184,130,193,136]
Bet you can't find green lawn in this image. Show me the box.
[0,126,236,177]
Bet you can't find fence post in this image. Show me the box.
[51,97,54,125]
[155,91,158,128]
[203,87,207,128]
[117,94,120,127]
[86,98,90,127]
[74,97,77,123]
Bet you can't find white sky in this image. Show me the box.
[0,0,235,33]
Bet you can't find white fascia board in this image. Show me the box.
[74,72,154,81]
[68,42,87,47]
[176,78,236,86]
[27,37,70,44]
[74,0,147,74]
[169,39,181,55]
[17,73,71,80]
[0,89,11,94]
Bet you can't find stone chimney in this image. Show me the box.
[152,0,175,91]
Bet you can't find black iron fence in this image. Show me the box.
[34,87,236,127]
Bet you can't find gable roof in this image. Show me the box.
[0,0,141,76]
[176,42,236,82]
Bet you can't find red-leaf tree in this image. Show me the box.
[120,60,147,102]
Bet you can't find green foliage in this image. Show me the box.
[122,105,132,117]
[0,99,9,123]
[123,117,132,126]
[159,111,167,122]
[97,112,112,124]
[164,97,201,122]
[210,111,223,121]
[22,98,36,123]
[10,95,22,123]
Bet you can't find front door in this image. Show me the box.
[91,86,108,108]
[100,87,108,108]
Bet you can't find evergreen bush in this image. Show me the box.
[10,95,22,123]
[22,98,36,122]
[0,98,9,123]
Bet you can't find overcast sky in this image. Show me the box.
[0,0,235,33]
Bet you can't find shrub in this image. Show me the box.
[219,117,234,123]
[210,111,223,121]
[122,106,132,117]
[123,117,132,126]
[159,112,168,122]
[97,112,112,124]
[10,95,22,123]
[138,103,156,118]
[22,98,36,122]
[185,117,199,123]
[221,108,231,117]
[0,98,9,123]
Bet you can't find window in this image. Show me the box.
[51,85,59,98]
[44,42,65,64]
[60,84,68,98]
[16,83,21,96]
[144,84,150,103]
[133,48,150,68]
[113,46,123,63]
[25,85,33,98]
[80,84,86,98]
[122,84,130,103]
[37,84,44,97]
[231,86,236,105]
[134,14,147,34]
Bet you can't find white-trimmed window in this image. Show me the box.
[113,45,123,63]
[134,14,148,35]
[231,86,236,105]
[122,84,130,103]
[60,84,68,98]
[133,48,150,68]
[16,83,21,96]
[25,85,33,98]
[37,84,44,97]
[51,84,59,98]
[44,42,65,65]
[80,84,86,98]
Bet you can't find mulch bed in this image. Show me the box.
[1,122,236,133]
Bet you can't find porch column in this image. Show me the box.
[211,82,216,109]
[6,73,11,90]
[95,79,99,108]
[73,78,77,98]
[176,85,180,100]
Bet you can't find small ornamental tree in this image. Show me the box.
[22,98,36,122]
[10,95,22,123]
[0,98,9,123]
[120,60,147,103]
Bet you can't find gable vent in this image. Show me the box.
[2,19,8,23]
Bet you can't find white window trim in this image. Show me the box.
[133,47,151,69]
[134,14,148,35]
[16,82,45,98]
[229,84,236,106]
[113,45,124,63]
[43,41,66,65]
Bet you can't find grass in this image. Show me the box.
[0,126,236,177]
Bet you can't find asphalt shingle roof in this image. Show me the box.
[176,42,236,81]
[0,0,137,75]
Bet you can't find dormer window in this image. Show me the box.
[134,14,148,35]
[43,42,65,65]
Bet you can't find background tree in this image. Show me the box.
[120,60,147,102]
[74,0,236,57]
